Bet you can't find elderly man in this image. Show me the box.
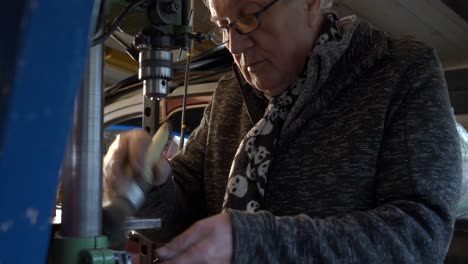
[104,0,462,262]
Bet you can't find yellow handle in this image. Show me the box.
[142,123,170,184]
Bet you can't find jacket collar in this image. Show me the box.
[233,64,268,126]
[278,16,391,148]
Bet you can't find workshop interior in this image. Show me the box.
[0,0,467,263]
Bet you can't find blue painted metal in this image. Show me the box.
[107,125,140,131]
[0,0,98,263]
[0,0,28,153]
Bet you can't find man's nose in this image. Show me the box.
[227,28,252,55]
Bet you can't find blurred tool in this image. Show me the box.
[102,123,170,248]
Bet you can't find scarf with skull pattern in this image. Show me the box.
[222,13,342,213]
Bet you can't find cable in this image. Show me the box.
[92,0,146,46]
[178,8,195,151]
[179,8,195,151]
[179,41,192,151]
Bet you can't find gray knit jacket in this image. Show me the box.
[139,16,462,263]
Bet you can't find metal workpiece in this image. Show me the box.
[144,78,170,97]
[143,94,161,134]
[122,218,162,231]
[139,49,173,68]
[61,35,104,238]
[127,231,160,264]
[138,49,173,98]
[102,177,153,248]
[138,49,170,134]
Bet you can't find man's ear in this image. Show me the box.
[306,0,321,27]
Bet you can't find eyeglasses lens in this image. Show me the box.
[236,15,258,33]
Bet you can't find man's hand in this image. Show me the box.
[156,213,233,264]
[103,130,171,199]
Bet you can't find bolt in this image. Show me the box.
[135,35,151,50]
[165,0,180,13]
[172,1,180,11]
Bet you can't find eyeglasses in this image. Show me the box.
[207,0,279,45]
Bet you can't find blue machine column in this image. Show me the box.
[0,0,99,263]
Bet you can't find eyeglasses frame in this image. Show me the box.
[208,0,280,45]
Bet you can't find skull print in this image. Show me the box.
[246,162,255,180]
[245,137,256,159]
[257,160,271,180]
[246,200,260,213]
[316,34,329,46]
[254,146,270,164]
[223,76,303,211]
[228,175,248,198]
[248,119,274,137]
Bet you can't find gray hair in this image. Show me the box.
[203,0,334,10]
[320,0,334,11]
